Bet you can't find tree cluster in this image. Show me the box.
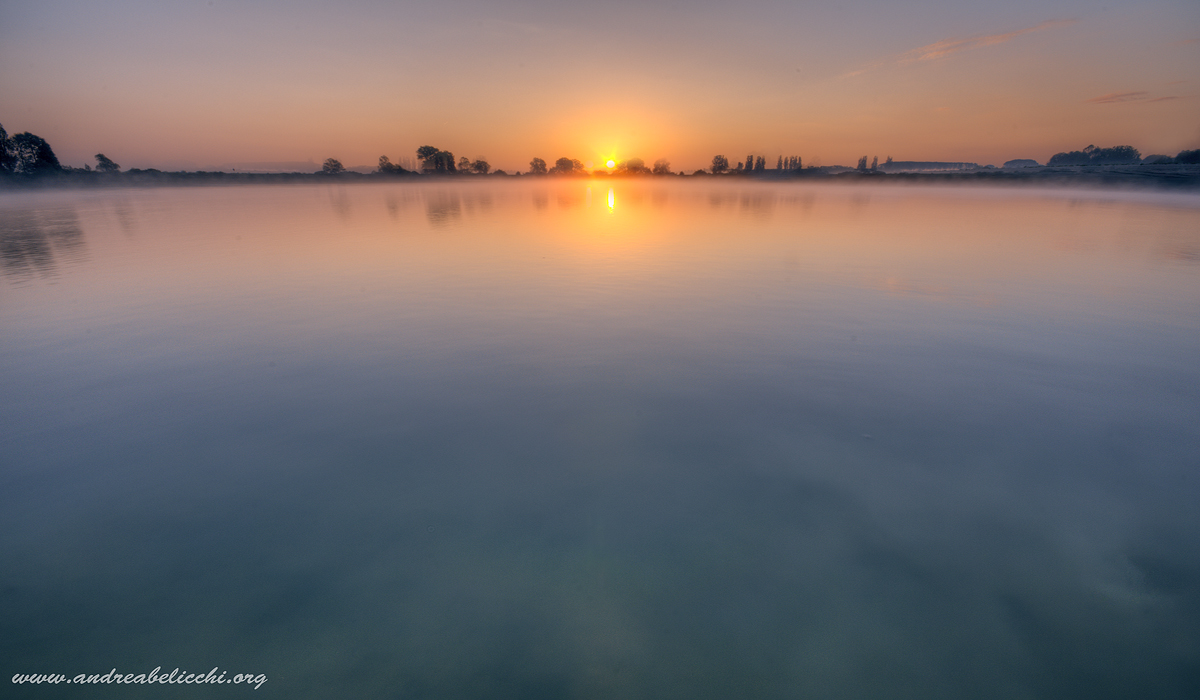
[377,155,410,174]
[1047,144,1141,166]
[410,146,491,174]
[0,123,62,176]
[856,156,878,172]
[416,145,457,173]
[549,157,585,175]
[1142,149,1200,165]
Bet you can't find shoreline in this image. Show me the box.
[2,164,1198,192]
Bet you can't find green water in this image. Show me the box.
[2,181,1199,699]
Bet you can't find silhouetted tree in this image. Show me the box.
[322,158,345,174]
[712,155,729,173]
[736,162,743,171]
[777,156,783,170]
[549,157,584,175]
[857,156,868,171]
[652,158,672,175]
[529,157,547,174]
[95,153,120,173]
[746,154,754,173]
[0,123,14,174]
[471,159,490,174]
[9,132,61,175]
[1175,149,1200,164]
[618,157,649,174]
[754,156,765,171]
[417,146,456,173]
[870,156,878,171]
[378,155,410,173]
[417,145,439,165]
[458,156,471,171]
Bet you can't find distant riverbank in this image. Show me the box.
[3,163,1199,191]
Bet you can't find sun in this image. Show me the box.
[606,159,616,169]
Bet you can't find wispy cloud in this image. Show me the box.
[1087,91,1149,104]
[900,19,1077,63]
[1087,91,1180,104]
[842,19,1076,78]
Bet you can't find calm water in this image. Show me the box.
[2,181,1199,699]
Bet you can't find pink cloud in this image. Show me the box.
[1086,92,1181,104]
[900,19,1078,62]
[1087,92,1150,103]
[842,19,1077,78]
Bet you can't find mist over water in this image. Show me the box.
[2,181,1199,699]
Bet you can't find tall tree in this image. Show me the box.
[0,123,14,174]
[711,155,729,173]
[528,157,547,174]
[550,157,584,175]
[9,132,61,175]
[652,158,672,175]
[417,145,440,167]
[417,145,456,173]
[322,158,345,174]
[619,157,648,174]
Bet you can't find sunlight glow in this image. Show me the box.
[608,188,615,210]
[606,160,616,169]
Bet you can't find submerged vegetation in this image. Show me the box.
[1,122,1198,190]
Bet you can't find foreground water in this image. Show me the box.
[2,181,1198,699]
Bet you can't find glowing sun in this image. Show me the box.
[606,159,616,168]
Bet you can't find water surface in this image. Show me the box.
[3,181,1199,699]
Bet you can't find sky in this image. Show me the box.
[1,0,1198,172]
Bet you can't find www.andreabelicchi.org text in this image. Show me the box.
[12,667,268,689]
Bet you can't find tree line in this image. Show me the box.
[5,123,1199,182]
[1043,144,1200,166]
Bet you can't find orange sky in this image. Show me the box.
[2,0,1197,172]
